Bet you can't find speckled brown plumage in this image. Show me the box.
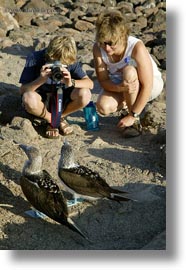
[19,144,88,240]
[58,140,134,202]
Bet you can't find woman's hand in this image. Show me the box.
[117,114,135,128]
[119,78,139,94]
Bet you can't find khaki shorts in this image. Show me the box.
[149,75,164,101]
[110,74,164,102]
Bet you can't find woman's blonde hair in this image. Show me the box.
[95,9,130,46]
[45,36,77,65]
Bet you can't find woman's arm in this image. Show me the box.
[93,43,124,92]
[131,41,153,114]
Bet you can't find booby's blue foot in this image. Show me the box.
[25,209,47,219]
[67,198,84,207]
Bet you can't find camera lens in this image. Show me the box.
[51,67,63,81]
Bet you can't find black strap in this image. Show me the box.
[50,85,63,128]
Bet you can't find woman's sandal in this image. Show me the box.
[45,124,59,139]
[59,117,73,136]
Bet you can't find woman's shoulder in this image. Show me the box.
[128,35,141,44]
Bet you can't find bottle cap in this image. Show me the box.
[87,101,94,107]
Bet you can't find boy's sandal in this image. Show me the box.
[122,119,143,138]
[45,124,59,139]
[59,117,73,136]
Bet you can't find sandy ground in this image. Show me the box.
[0,82,166,249]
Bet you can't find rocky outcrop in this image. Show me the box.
[0,0,166,122]
[0,0,166,70]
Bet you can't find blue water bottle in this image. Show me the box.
[83,101,99,131]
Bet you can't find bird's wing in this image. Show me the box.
[20,175,88,240]
[59,166,114,198]
[20,171,69,221]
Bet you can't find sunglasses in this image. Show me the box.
[100,41,117,47]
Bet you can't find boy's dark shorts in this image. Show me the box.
[37,84,73,112]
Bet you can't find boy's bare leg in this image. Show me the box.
[22,91,58,137]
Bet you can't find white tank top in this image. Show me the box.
[100,35,161,79]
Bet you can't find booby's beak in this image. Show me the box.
[19,144,29,152]
[18,144,40,158]
[14,141,32,157]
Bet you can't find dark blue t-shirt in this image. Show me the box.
[19,49,87,86]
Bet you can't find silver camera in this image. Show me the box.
[48,61,67,82]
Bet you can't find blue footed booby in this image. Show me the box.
[19,144,88,240]
[58,140,135,202]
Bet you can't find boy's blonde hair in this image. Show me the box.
[95,9,130,46]
[45,36,77,65]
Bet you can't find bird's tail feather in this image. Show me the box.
[67,217,90,241]
[111,193,137,202]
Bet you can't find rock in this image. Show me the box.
[21,0,50,12]
[136,15,148,29]
[0,28,6,38]
[117,2,133,13]
[91,137,109,147]
[1,116,39,143]
[0,0,16,9]
[103,0,117,7]
[31,17,63,32]
[14,12,33,26]
[142,101,166,128]
[74,19,95,31]
[0,7,19,36]
[143,7,158,17]
[152,45,166,61]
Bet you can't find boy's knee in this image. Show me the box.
[22,91,34,101]
[22,92,40,111]
[78,88,91,106]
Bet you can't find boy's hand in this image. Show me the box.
[61,67,73,87]
[40,64,52,81]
